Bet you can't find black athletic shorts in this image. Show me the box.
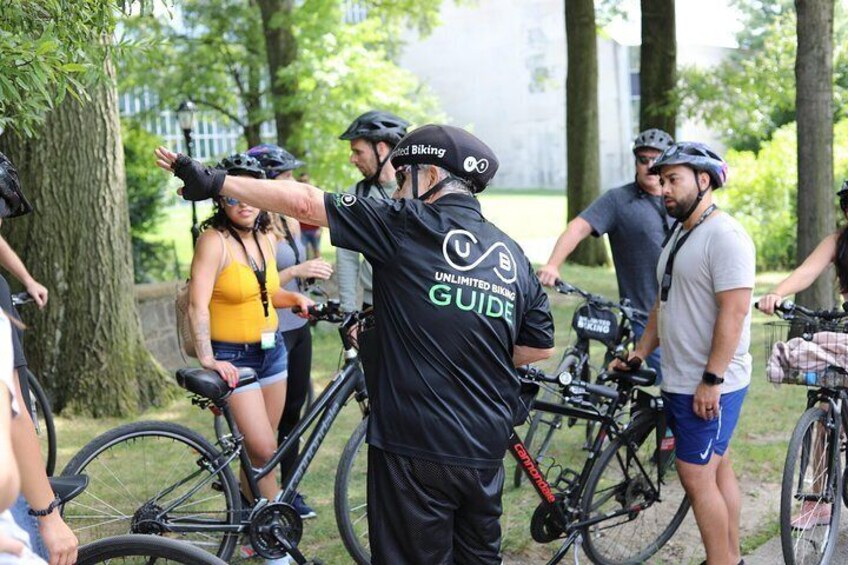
[367,446,504,565]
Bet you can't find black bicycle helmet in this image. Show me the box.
[390,124,499,200]
[215,153,266,179]
[246,144,304,177]
[649,142,728,189]
[339,111,410,147]
[0,152,33,219]
[632,128,674,154]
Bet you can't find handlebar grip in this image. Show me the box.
[292,305,302,314]
[576,381,620,401]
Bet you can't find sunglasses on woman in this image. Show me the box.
[221,196,241,207]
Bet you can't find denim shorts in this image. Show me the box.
[662,386,748,466]
[211,332,288,393]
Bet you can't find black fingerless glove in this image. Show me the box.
[172,154,226,201]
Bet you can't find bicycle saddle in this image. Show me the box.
[176,367,257,402]
[602,368,657,387]
[50,474,89,504]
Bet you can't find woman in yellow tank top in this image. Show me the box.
[188,154,311,509]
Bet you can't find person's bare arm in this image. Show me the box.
[222,175,328,228]
[610,300,660,371]
[759,233,837,314]
[513,345,555,367]
[692,287,752,420]
[10,372,78,565]
[537,217,593,286]
[0,235,48,307]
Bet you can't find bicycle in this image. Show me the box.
[760,299,848,565]
[516,280,647,488]
[11,291,57,476]
[335,364,689,565]
[59,301,370,563]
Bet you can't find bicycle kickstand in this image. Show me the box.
[546,531,582,565]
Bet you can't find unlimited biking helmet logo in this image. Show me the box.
[463,156,489,174]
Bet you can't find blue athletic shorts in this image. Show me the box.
[662,386,748,466]
[211,333,288,393]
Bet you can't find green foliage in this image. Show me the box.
[122,119,173,282]
[117,0,446,191]
[678,1,848,151]
[0,0,117,136]
[718,119,848,269]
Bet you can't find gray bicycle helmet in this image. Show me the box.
[649,142,728,189]
[215,153,266,179]
[246,144,304,177]
[632,128,674,154]
[339,111,410,147]
[0,152,32,219]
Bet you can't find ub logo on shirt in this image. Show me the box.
[427,230,518,326]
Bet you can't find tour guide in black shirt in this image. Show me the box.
[154,124,555,564]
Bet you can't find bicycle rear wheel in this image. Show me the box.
[26,369,57,476]
[780,406,842,565]
[77,534,228,564]
[334,417,370,565]
[581,416,689,565]
[60,421,240,561]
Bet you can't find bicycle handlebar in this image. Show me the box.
[518,365,620,400]
[755,299,848,322]
[11,292,33,307]
[292,300,346,323]
[553,280,647,323]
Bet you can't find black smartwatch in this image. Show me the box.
[702,371,725,386]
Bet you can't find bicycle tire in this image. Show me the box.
[334,417,370,565]
[76,534,228,564]
[581,416,689,565]
[26,369,57,476]
[60,421,240,561]
[780,406,842,565]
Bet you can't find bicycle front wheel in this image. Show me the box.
[60,421,240,560]
[26,369,57,476]
[581,417,689,565]
[780,406,842,565]
[77,534,228,564]
[334,417,370,565]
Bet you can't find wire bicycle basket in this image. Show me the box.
[764,318,848,388]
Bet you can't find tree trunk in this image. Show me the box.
[565,0,607,266]
[256,0,300,148]
[639,0,677,134]
[795,0,835,307]
[244,59,264,148]
[0,55,171,417]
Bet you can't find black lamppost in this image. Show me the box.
[176,100,199,246]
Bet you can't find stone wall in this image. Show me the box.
[136,281,187,371]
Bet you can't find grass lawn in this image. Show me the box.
[65,191,798,562]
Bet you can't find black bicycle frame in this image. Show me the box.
[224,358,368,505]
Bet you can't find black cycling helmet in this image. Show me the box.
[246,144,304,178]
[339,110,410,146]
[649,141,728,189]
[390,124,499,200]
[0,152,33,219]
[632,128,674,154]
[215,153,266,179]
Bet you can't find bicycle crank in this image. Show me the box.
[531,502,567,543]
[248,502,305,561]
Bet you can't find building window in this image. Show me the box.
[629,46,640,136]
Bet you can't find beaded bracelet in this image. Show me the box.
[28,496,61,517]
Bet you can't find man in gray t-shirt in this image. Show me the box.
[617,142,754,565]
[538,128,674,379]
